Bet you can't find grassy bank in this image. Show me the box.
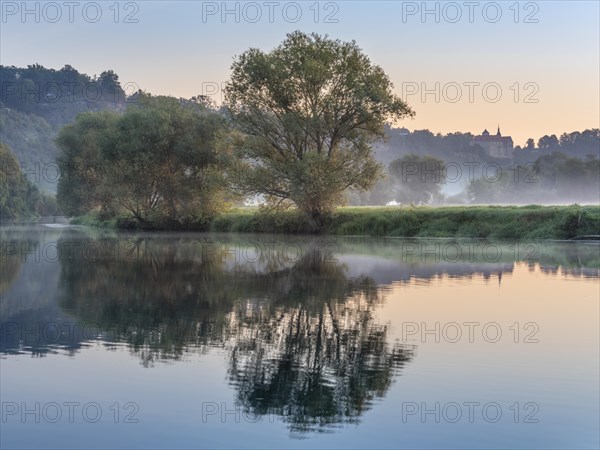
[211,205,600,239]
[73,205,600,240]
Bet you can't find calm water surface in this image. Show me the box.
[1,225,598,449]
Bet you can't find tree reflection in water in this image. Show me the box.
[222,249,413,433]
[5,230,598,433]
[53,233,414,433]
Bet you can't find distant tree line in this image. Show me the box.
[514,129,600,161]
[1,64,126,125]
[375,126,599,165]
[374,127,487,165]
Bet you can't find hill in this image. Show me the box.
[0,64,126,192]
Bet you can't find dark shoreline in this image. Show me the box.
[60,205,600,241]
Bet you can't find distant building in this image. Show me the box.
[472,127,513,159]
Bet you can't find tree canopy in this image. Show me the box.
[56,94,233,227]
[225,31,414,229]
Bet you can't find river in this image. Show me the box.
[1,225,598,448]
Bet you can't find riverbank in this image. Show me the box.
[70,205,600,240]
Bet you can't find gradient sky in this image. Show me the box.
[1,0,599,145]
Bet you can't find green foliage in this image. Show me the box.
[56,111,118,215]
[209,205,600,239]
[226,31,414,230]
[0,142,60,219]
[0,142,37,218]
[56,94,234,228]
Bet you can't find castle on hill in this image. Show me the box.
[472,127,513,159]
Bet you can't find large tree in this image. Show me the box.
[57,94,232,226]
[225,31,414,230]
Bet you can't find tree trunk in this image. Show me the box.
[307,209,324,233]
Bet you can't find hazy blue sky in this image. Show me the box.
[1,0,599,144]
